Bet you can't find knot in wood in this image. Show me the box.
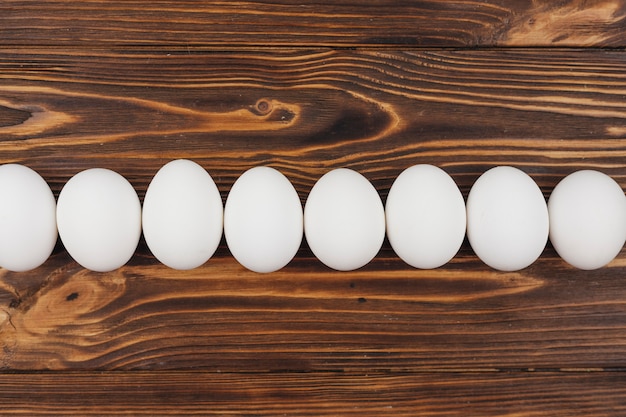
[255,99,272,115]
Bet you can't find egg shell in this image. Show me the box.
[304,168,385,271]
[224,166,303,273]
[466,166,549,271]
[57,168,142,272]
[548,170,626,270]
[385,164,466,269]
[142,159,223,270]
[0,164,57,271]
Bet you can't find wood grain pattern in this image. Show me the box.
[4,251,626,372]
[0,48,625,189]
[3,1,626,415]
[2,371,626,416]
[2,0,626,48]
[0,48,625,375]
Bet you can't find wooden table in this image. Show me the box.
[2,1,626,415]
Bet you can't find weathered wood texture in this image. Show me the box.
[2,1,626,415]
[2,46,626,415]
[1,48,625,191]
[1,372,626,416]
[2,0,626,47]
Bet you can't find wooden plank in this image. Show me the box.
[1,371,625,416]
[0,48,625,372]
[0,48,625,189]
[1,1,626,48]
[4,250,626,371]
[4,1,626,415]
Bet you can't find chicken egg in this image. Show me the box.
[0,164,57,271]
[548,170,626,270]
[466,166,548,271]
[57,168,142,272]
[304,168,385,271]
[385,164,466,269]
[224,166,303,273]
[142,159,223,270]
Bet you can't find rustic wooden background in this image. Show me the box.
[2,1,626,415]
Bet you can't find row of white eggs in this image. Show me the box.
[0,161,625,273]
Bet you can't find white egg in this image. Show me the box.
[142,159,223,270]
[224,166,303,273]
[385,164,466,269]
[0,164,57,271]
[304,168,385,271]
[466,166,548,271]
[57,168,142,272]
[548,170,626,270]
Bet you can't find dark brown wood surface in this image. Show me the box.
[2,1,626,415]
[2,0,626,47]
